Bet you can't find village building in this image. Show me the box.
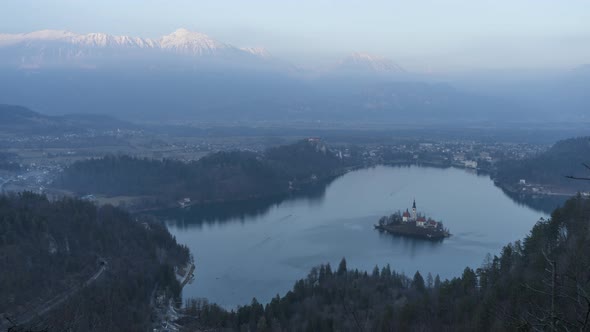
[416,217,426,227]
[402,210,411,222]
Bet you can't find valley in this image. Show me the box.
[1,4,589,329]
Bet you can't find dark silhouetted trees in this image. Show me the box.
[0,192,189,331]
[57,140,344,209]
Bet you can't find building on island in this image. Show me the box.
[376,199,449,240]
[402,210,411,222]
[416,216,426,227]
[403,199,440,229]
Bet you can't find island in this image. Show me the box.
[375,199,450,240]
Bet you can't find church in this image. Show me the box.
[401,199,438,228]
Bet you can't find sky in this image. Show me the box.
[2,0,590,71]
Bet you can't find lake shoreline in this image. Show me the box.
[166,165,549,308]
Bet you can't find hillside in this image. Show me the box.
[179,195,590,331]
[0,192,190,331]
[56,139,345,209]
[0,104,135,135]
[495,136,590,193]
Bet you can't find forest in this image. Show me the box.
[0,192,190,331]
[495,136,590,192]
[57,139,345,207]
[179,194,590,331]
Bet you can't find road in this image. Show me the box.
[1,261,107,330]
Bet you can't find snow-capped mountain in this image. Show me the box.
[158,28,236,56]
[0,29,155,48]
[0,28,270,68]
[336,52,405,73]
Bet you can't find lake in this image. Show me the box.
[165,165,550,308]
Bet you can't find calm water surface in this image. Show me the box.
[166,166,549,308]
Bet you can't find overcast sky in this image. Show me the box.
[2,0,589,71]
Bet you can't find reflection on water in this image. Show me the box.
[158,184,328,229]
[500,188,568,214]
[165,165,553,308]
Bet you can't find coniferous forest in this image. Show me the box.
[0,192,190,331]
[57,140,345,208]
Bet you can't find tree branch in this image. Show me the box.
[565,175,590,181]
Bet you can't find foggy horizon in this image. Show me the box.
[3,0,590,72]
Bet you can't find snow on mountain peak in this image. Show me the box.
[71,32,152,48]
[0,29,77,46]
[0,29,158,48]
[159,28,230,55]
[166,28,209,39]
[24,29,77,40]
[0,28,274,66]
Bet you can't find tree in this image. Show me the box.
[412,271,425,292]
[434,274,441,289]
[426,272,434,289]
[337,258,347,275]
[381,265,392,278]
[372,265,380,278]
[461,268,477,294]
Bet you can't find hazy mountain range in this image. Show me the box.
[0,29,588,124]
[0,29,405,75]
[0,28,270,68]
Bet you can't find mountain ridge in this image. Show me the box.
[0,104,135,133]
[0,28,269,67]
[0,29,406,73]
